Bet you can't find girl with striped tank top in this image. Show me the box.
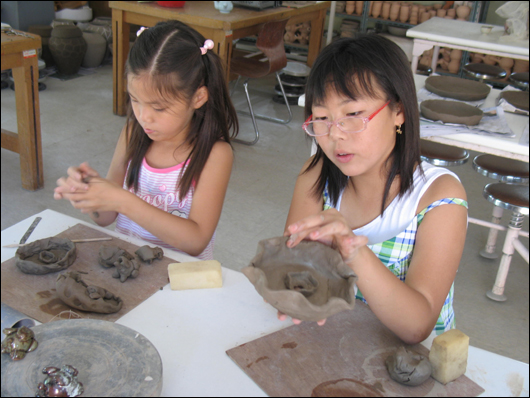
[281,35,468,344]
[54,21,238,260]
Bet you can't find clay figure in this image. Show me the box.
[15,237,76,274]
[386,346,432,386]
[242,237,357,322]
[135,245,164,264]
[98,245,135,268]
[113,256,141,282]
[36,365,84,397]
[56,271,123,313]
[1,326,38,361]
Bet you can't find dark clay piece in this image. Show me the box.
[135,245,164,264]
[112,256,140,282]
[385,346,432,386]
[98,245,134,268]
[1,326,38,361]
[242,237,357,322]
[36,365,84,397]
[56,271,123,313]
[15,237,76,275]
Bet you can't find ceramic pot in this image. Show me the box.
[355,1,363,15]
[411,4,419,14]
[420,12,430,23]
[382,2,391,19]
[448,59,460,74]
[419,55,432,68]
[49,25,87,75]
[437,9,446,17]
[471,53,484,63]
[456,5,471,20]
[442,48,452,61]
[409,12,418,25]
[390,3,401,21]
[513,59,529,73]
[429,9,437,18]
[447,8,456,18]
[399,4,410,23]
[345,1,354,14]
[369,1,374,16]
[433,3,442,10]
[483,54,499,65]
[450,49,463,61]
[438,58,449,71]
[81,32,107,68]
[371,1,383,18]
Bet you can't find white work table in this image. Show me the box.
[407,17,529,74]
[2,210,529,396]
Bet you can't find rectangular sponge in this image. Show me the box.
[168,261,222,290]
[429,329,469,384]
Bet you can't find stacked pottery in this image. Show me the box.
[456,4,471,20]
[49,25,87,75]
[409,4,419,24]
[28,25,54,67]
[447,8,456,19]
[355,1,363,15]
[381,2,391,19]
[399,4,410,23]
[513,60,529,73]
[448,50,463,74]
[371,1,383,18]
[84,19,112,58]
[390,3,400,22]
[81,32,107,68]
[335,1,345,13]
[345,1,354,15]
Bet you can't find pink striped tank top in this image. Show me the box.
[115,158,215,260]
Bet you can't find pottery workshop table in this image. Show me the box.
[2,209,529,396]
[414,74,529,163]
[407,17,529,76]
[1,30,43,191]
[109,1,330,115]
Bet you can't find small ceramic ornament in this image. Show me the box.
[36,365,84,397]
[1,326,38,361]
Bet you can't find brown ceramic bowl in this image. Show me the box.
[421,99,483,126]
[500,91,529,111]
[425,76,490,101]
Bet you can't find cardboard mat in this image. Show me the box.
[227,301,484,397]
[1,224,176,323]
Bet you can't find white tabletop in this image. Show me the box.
[406,17,529,58]
[2,210,529,396]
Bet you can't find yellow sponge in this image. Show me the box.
[429,329,469,384]
[168,261,222,290]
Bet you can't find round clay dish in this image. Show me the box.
[500,91,529,111]
[425,76,490,101]
[421,100,483,125]
[15,237,76,274]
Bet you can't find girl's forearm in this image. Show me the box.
[349,246,437,344]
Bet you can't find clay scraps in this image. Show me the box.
[1,326,39,361]
[98,245,140,282]
[135,245,164,264]
[36,365,84,397]
[385,346,433,386]
[56,271,123,313]
[15,237,76,275]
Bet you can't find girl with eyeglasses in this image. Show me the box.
[281,35,468,344]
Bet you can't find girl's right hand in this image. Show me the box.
[54,162,100,200]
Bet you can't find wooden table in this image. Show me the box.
[1,30,43,191]
[109,1,330,115]
[407,17,529,75]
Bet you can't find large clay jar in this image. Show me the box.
[371,1,383,18]
[355,1,363,15]
[447,8,456,18]
[513,59,529,73]
[382,2,391,19]
[81,32,107,68]
[390,3,401,21]
[49,25,87,75]
[399,4,410,23]
[456,5,471,20]
[345,1,354,15]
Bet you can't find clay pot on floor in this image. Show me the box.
[82,32,107,68]
[49,25,87,75]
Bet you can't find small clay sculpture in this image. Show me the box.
[112,256,140,282]
[242,237,357,322]
[385,346,432,386]
[98,245,134,268]
[36,365,84,397]
[1,326,38,361]
[15,237,76,274]
[56,271,123,313]
[135,245,164,264]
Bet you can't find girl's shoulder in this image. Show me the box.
[416,164,467,214]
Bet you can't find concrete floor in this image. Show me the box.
[1,64,528,364]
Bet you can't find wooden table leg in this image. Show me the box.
[113,9,130,116]
[307,9,326,67]
[11,56,43,191]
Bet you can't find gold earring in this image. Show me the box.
[396,124,403,134]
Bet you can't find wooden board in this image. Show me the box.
[1,224,176,323]
[227,302,484,397]
[1,319,162,397]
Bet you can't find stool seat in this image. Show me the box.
[420,140,469,166]
[473,154,529,183]
[463,63,507,81]
[483,183,529,215]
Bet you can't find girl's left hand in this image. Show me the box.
[59,177,125,214]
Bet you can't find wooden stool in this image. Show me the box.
[472,155,529,259]
[420,140,469,166]
[482,183,529,301]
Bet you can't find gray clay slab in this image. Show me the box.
[425,76,490,101]
[1,319,162,397]
[421,100,483,126]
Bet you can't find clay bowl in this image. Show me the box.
[500,91,529,112]
[421,100,483,126]
[15,237,76,274]
[425,75,490,101]
[242,237,357,322]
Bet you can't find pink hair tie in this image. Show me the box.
[137,26,148,37]
[200,39,214,55]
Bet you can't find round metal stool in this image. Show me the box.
[482,183,529,301]
[473,154,529,259]
[420,140,469,166]
[463,63,507,83]
[509,72,529,91]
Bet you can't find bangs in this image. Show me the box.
[127,71,189,107]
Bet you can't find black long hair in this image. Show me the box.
[124,20,238,200]
[304,35,421,214]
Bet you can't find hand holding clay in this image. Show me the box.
[54,162,100,200]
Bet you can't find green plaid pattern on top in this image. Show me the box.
[323,187,468,335]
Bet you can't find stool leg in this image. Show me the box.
[480,206,504,259]
[487,212,524,302]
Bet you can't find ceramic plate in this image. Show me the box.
[500,91,529,111]
[1,319,162,397]
[420,100,483,126]
[425,76,490,101]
